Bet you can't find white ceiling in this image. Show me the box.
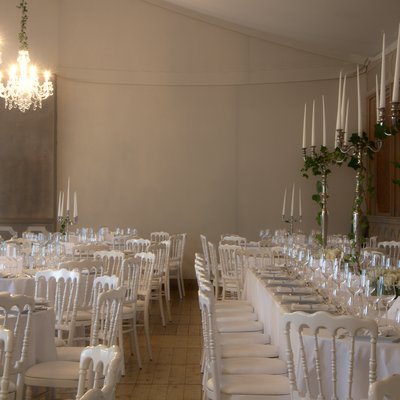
[159,0,400,63]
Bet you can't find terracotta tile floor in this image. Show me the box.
[116,280,202,400]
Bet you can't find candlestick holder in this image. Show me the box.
[58,211,78,241]
[281,215,302,236]
[301,145,344,248]
[377,102,400,135]
[336,129,382,255]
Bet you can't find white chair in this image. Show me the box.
[0,226,17,240]
[135,251,156,360]
[377,241,400,264]
[368,374,400,400]
[34,269,83,345]
[282,311,378,400]
[198,285,290,400]
[150,231,170,243]
[24,290,124,399]
[168,233,186,299]
[200,234,212,281]
[125,238,150,254]
[75,345,122,400]
[218,244,245,300]
[94,250,124,278]
[0,293,35,400]
[0,328,14,400]
[118,257,142,368]
[208,241,223,298]
[78,388,106,400]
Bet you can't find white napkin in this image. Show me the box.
[266,279,305,287]
[387,297,400,320]
[274,286,313,295]
[281,295,324,304]
[291,303,336,312]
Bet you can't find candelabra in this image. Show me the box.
[336,130,382,254]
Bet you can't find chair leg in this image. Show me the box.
[25,386,32,400]
[164,290,172,322]
[118,326,126,376]
[179,266,185,297]
[144,299,153,360]
[176,276,183,300]
[158,289,166,327]
[132,315,142,368]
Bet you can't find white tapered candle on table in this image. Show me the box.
[341,75,347,130]
[322,95,326,147]
[60,192,64,217]
[380,32,386,108]
[336,71,342,130]
[73,192,78,218]
[290,183,295,217]
[311,100,315,146]
[302,103,307,148]
[357,65,362,136]
[66,177,70,211]
[376,74,380,119]
[344,99,349,143]
[392,23,400,102]
[57,191,61,217]
[298,187,302,218]
[282,187,287,216]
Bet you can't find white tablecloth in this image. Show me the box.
[243,269,400,400]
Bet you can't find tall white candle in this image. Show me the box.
[73,191,78,218]
[290,183,295,217]
[341,75,347,130]
[298,187,302,217]
[380,32,386,109]
[376,74,380,120]
[311,100,315,146]
[302,103,307,148]
[344,98,349,143]
[57,191,61,217]
[336,71,342,130]
[282,187,287,216]
[60,191,64,217]
[357,65,362,136]
[392,23,400,102]
[322,95,326,147]
[66,177,70,211]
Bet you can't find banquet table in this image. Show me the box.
[243,268,400,399]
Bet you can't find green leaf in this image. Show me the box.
[312,194,321,203]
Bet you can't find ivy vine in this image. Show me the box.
[17,0,29,50]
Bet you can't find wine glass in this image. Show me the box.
[377,276,397,326]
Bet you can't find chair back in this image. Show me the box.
[170,234,186,264]
[148,241,170,279]
[119,258,140,304]
[76,345,122,400]
[0,293,35,400]
[150,231,169,243]
[282,311,378,400]
[35,269,80,345]
[377,241,400,264]
[135,252,156,298]
[207,241,220,290]
[368,374,400,400]
[91,286,125,347]
[0,328,14,400]
[200,234,211,280]
[125,238,150,254]
[94,250,124,278]
[218,244,245,299]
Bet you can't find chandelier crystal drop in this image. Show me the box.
[0,0,53,112]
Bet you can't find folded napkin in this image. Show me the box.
[260,274,288,280]
[266,279,305,287]
[280,295,324,304]
[274,286,313,295]
[291,303,336,312]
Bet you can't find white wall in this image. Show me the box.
[0,0,363,277]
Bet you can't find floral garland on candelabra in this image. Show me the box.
[301,146,345,247]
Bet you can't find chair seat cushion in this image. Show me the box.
[215,302,253,313]
[217,320,263,333]
[221,343,279,358]
[220,332,270,345]
[221,357,287,375]
[207,374,290,396]
[216,312,258,323]
[25,361,80,388]
[75,310,92,321]
[56,346,83,362]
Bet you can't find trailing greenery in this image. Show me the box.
[17,0,29,50]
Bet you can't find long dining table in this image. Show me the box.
[243,268,400,399]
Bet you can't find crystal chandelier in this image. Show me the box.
[0,0,53,112]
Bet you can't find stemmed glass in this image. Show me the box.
[377,276,397,326]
